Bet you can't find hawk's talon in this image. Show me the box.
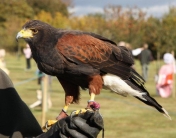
[70,108,91,117]
[70,110,77,118]
[42,120,57,130]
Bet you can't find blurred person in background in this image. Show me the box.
[156,53,175,98]
[139,43,153,81]
[23,43,32,70]
[0,49,9,75]
[29,69,52,108]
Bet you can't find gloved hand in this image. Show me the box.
[36,110,104,138]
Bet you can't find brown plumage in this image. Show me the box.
[16,20,171,120]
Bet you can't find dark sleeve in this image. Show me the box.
[0,69,43,138]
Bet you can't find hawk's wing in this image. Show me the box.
[56,31,134,79]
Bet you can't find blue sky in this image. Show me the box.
[69,0,176,18]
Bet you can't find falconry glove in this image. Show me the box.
[37,110,104,138]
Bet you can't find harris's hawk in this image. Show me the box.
[16,20,171,120]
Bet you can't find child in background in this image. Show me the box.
[156,53,175,98]
[23,44,32,70]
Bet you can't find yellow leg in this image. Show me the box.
[56,95,73,120]
[56,105,69,120]
[71,93,96,116]
[63,105,69,112]
[88,93,95,102]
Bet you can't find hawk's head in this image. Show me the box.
[16,20,55,45]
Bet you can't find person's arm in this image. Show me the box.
[132,48,143,56]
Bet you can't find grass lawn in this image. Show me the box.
[4,53,176,138]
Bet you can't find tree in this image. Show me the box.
[103,5,147,47]
[35,11,69,29]
[26,0,71,17]
[0,0,34,51]
[160,6,176,54]
[0,0,33,23]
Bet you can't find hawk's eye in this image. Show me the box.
[31,28,38,34]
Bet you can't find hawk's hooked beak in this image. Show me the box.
[16,29,33,42]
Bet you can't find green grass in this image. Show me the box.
[4,53,176,138]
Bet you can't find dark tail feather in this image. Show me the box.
[135,95,171,120]
[130,68,145,85]
[127,69,171,120]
